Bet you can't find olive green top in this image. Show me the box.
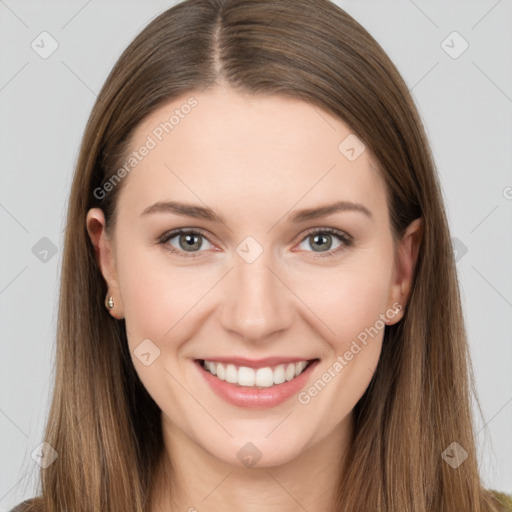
[493,491,512,512]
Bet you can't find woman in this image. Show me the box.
[11,0,511,510]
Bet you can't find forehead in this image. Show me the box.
[117,86,388,225]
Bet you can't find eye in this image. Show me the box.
[157,227,352,259]
[296,227,352,258]
[158,229,213,258]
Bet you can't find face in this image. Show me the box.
[87,86,420,469]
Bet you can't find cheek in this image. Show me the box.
[122,266,207,346]
[292,270,390,437]
[116,249,207,412]
[117,243,204,345]
[289,243,394,411]
[320,278,388,338]
[292,251,394,350]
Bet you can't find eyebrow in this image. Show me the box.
[140,200,373,223]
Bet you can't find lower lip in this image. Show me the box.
[195,359,319,409]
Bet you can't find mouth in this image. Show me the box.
[194,357,320,409]
[198,358,316,388]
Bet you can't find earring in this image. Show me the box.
[106,296,114,309]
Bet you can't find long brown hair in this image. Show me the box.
[22,0,504,510]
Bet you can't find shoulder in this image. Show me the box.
[8,497,42,512]
[490,490,512,512]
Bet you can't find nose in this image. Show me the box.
[219,253,294,344]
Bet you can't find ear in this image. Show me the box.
[86,208,124,319]
[386,217,423,325]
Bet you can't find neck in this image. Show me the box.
[150,412,353,512]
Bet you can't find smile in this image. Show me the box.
[201,359,312,388]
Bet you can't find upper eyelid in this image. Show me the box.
[160,227,214,244]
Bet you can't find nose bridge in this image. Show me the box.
[219,250,293,342]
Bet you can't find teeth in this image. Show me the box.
[255,367,274,387]
[202,359,311,388]
[225,364,237,383]
[238,366,255,386]
[216,363,226,381]
[273,364,286,384]
[285,363,295,381]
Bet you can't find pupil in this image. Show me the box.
[181,234,200,251]
[312,234,331,252]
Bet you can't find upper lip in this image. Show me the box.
[196,356,318,369]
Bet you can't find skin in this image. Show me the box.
[87,86,422,512]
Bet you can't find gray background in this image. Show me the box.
[1,0,511,508]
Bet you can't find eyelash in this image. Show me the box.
[157,227,353,260]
